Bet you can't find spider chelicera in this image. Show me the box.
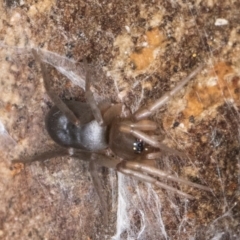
[13,49,210,205]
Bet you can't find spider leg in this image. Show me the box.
[119,161,211,191]
[88,154,191,200]
[118,163,193,199]
[12,148,95,164]
[85,153,121,225]
[12,148,113,224]
[102,104,122,125]
[89,161,109,225]
[145,152,162,159]
[134,65,203,120]
[12,147,69,163]
[90,153,121,168]
[80,153,209,200]
[117,161,211,199]
[84,59,104,126]
[120,119,157,131]
[32,49,81,126]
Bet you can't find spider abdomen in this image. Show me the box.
[45,101,108,151]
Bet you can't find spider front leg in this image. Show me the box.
[117,161,211,199]
[134,65,203,120]
[119,65,204,155]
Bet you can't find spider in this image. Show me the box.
[13,49,210,206]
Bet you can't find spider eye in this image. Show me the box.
[133,138,144,154]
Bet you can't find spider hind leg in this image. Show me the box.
[32,49,81,126]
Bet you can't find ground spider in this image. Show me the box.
[13,49,210,213]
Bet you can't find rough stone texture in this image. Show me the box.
[0,0,240,239]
